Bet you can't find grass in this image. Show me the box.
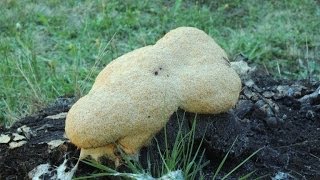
[0,0,319,125]
[74,114,263,179]
[74,114,208,179]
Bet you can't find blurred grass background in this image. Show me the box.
[0,0,319,125]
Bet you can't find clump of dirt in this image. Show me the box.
[0,68,319,179]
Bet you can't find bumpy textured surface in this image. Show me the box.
[65,27,241,160]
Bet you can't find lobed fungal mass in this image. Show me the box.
[65,27,242,161]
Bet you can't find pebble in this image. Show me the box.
[263,91,275,98]
[12,133,26,141]
[255,100,265,108]
[265,117,278,128]
[306,110,315,119]
[47,139,65,149]
[0,134,10,144]
[17,125,33,139]
[244,79,255,87]
[9,141,27,149]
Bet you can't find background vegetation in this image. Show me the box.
[1,0,319,125]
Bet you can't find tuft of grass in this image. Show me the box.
[0,0,319,124]
[75,113,208,179]
[75,114,264,179]
[156,113,209,179]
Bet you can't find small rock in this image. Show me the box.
[12,133,26,141]
[17,125,30,133]
[17,125,33,139]
[255,100,265,108]
[230,59,256,78]
[265,117,278,128]
[287,88,294,96]
[47,139,65,149]
[282,114,287,120]
[9,141,27,149]
[263,91,274,98]
[272,172,289,180]
[0,134,11,144]
[306,110,315,119]
[244,79,255,87]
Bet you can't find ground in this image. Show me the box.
[0,67,319,179]
[1,1,319,179]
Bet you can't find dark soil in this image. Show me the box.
[0,68,319,179]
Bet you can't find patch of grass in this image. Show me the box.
[0,0,319,124]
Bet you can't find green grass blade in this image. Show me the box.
[212,136,238,180]
[253,174,271,180]
[239,170,256,180]
[80,159,118,173]
[222,147,264,180]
